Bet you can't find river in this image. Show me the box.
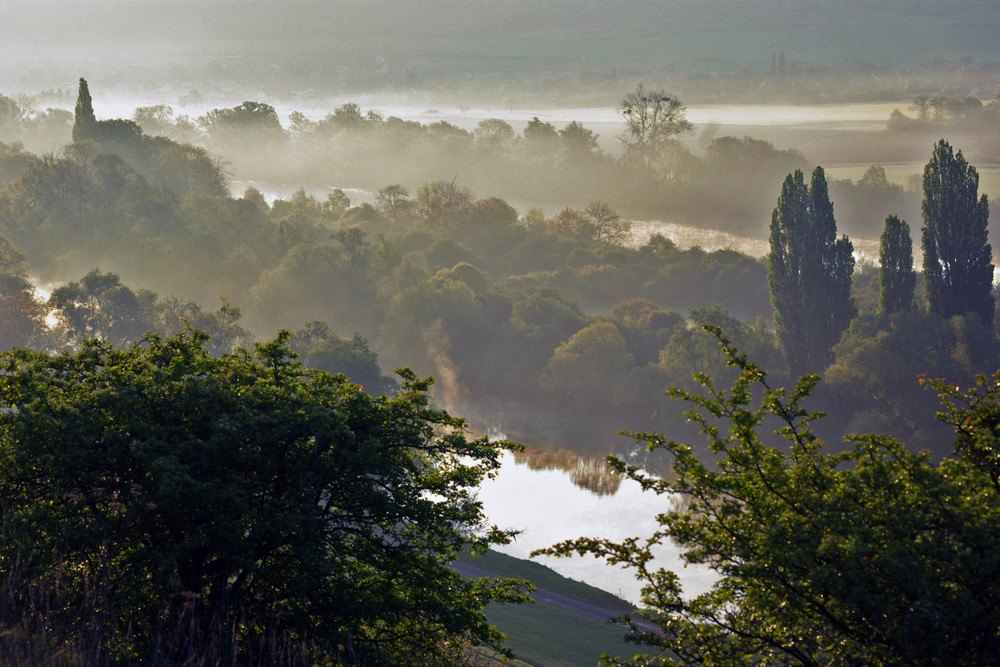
[476,451,716,606]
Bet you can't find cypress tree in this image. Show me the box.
[921,139,993,327]
[878,215,916,317]
[768,167,855,375]
[72,77,97,142]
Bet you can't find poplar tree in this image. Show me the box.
[768,167,855,374]
[878,214,916,316]
[922,139,994,327]
[805,167,855,361]
[72,77,97,142]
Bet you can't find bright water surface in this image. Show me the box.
[477,452,717,605]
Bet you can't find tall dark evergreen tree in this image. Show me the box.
[768,167,855,374]
[878,214,916,317]
[922,139,994,327]
[72,77,97,143]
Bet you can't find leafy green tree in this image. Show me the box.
[804,167,856,356]
[0,275,45,351]
[0,328,525,664]
[547,207,595,241]
[825,311,997,451]
[921,139,994,327]
[250,243,377,335]
[48,269,156,347]
[198,101,287,149]
[0,141,34,188]
[150,295,253,356]
[523,116,559,156]
[0,234,44,349]
[288,320,398,396]
[473,118,515,149]
[559,120,600,159]
[768,167,855,374]
[877,214,916,316]
[539,321,635,408]
[0,233,29,278]
[539,328,1000,666]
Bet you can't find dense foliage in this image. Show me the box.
[876,214,916,316]
[921,139,993,327]
[539,328,1000,666]
[0,82,996,463]
[0,329,526,665]
[767,167,855,375]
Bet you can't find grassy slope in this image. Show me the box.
[460,550,640,667]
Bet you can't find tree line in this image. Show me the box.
[0,80,995,458]
[0,80,922,241]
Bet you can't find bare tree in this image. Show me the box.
[617,83,693,168]
[585,201,632,245]
[376,184,413,224]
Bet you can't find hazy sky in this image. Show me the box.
[6,0,1000,92]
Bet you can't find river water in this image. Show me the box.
[477,451,717,605]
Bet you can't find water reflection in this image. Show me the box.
[513,448,622,496]
[477,451,716,605]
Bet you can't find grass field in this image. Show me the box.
[484,601,636,667]
[459,550,640,667]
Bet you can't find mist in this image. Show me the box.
[2,0,1000,456]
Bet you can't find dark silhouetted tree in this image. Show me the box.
[72,77,96,142]
[921,139,994,327]
[0,329,525,664]
[768,167,855,374]
[878,215,916,316]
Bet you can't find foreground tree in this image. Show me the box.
[921,139,993,327]
[0,329,525,665]
[539,328,1000,666]
[768,167,855,374]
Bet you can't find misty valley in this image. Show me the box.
[3,2,1000,664]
